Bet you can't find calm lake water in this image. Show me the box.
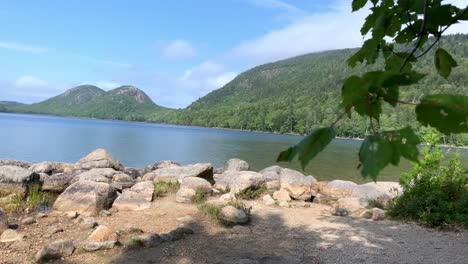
[1,113,466,183]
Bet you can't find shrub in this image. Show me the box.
[153,181,180,198]
[387,130,468,228]
[236,186,268,200]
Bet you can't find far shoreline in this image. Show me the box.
[1,111,467,150]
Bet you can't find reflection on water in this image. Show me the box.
[0,113,466,183]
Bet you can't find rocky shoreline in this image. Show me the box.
[1,149,405,263]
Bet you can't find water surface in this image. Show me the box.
[1,113,466,183]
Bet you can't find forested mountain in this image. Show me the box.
[3,85,166,120]
[1,34,467,145]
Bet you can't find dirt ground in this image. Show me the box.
[1,195,467,264]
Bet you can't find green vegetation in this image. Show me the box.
[192,188,207,204]
[26,184,50,211]
[153,181,180,198]
[387,130,468,227]
[198,200,251,227]
[127,238,144,248]
[367,199,385,210]
[236,186,268,200]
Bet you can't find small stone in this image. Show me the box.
[0,229,25,243]
[371,208,386,221]
[99,210,112,217]
[334,208,349,217]
[83,240,119,252]
[21,217,36,225]
[262,194,275,206]
[88,225,118,242]
[47,224,64,235]
[219,206,249,225]
[65,211,79,219]
[35,239,75,262]
[36,212,47,218]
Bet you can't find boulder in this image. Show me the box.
[0,165,40,194]
[319,180,357,197]
[337,197,369,212]
[53,180,117,216]
[279,169,318,201]
[214,170,265,194]
[319,180,402,204]
[142,160,180,175]
[219,206,248,225]
[262,194,275,206]
[77,217,98,229]
[123,167,141,179]
[83,240,119,252]
[71,168,119,184]
[151,163,213,183]
[75,149,123,170]
[88,225,118,242]
[29,162,73,175]
[273,190,292,202]
[35,239,75,262]
[223,159,250,172]
[111,173,135,190]
[180,177,212,194]
[259,165,282,182]
[41,171,80,192]
[112,190,151,211]
[0,208,7,233]
[372,208,386,221]
[130,181,154,202]
[0,159,31,169]
[0,229,25,243]
[175,188,196,203]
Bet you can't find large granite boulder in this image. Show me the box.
[40,171,81,192]
[319,180,401,204]
[53,180,117,216]
[149,163,213,183]
[279,168,318,201]
[223,159,250,172]
[75,149,123,171]
[0,165,40,194]
[111,173,135,190]
[29,162,73,175]
[214,170,265,194]
[180,177,212,194]
[142,160,180,175]
[0,159,31,169]
[259,165,282,182]
[112,190,151,211]
[71,168,119,184]
[130,181,154,202]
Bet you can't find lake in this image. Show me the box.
[1,113,466,183]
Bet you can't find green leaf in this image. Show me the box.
[352,0,368,11]
[382,126,421,164]
[359,135,393,180]
[435,48,458,79]
[342,76,367,111]
[277,127,336,169]
[416,94,468,134]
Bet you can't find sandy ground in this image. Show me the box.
[1,195,467,264]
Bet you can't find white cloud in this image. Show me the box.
[160,40,196,60]
[180,61,237,94]
[14,75,48,88]
[91,81,121,90]
[0,41,48,54]
[230,0,367,65]
[245,0,305,14]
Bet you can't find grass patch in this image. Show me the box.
[198,199,252,227]
[127,238,144,248]
[6,193,22,213]
[26,184,48,210]
[192,188,207,204]
[236,186,268,200]
[153,181,180,198]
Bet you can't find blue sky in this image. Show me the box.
[1,0,467,108]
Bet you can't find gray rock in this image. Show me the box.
[180,177,212,194]
[71,168,120,184]
[78,217,98,229]
[0,229,25,243]
[83,240,119,251]
[111,173,135,190]
[112,190,151,211]
[35,239,75,262]
[214,170,265,194]
[0,159,31,169]
[0,208,7,233]
[219,206,248,224]
[123,167,141,179]
[279,168,318,201]
[0,165,40,194]
[75,149,123,171]
[41,171,80,192]
[159,233,175,242]
[130,181,154,202]
[151,163,213,183]
[133,233,162,247]
[372,208,386,221]
[223,159,250,172]
[175,188,196,203]
[142,160,180,175]
[88,225,118,242]
[53,180,117,216]
[21,216,36,225]
[334,208,349,217]
[29,162,73,175]
[259,165,282,182]
[46,224,63,235]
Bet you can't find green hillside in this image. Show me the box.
[3,85,166,121]
[1,34,467,145]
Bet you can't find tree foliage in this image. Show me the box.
[279,0,468,179]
